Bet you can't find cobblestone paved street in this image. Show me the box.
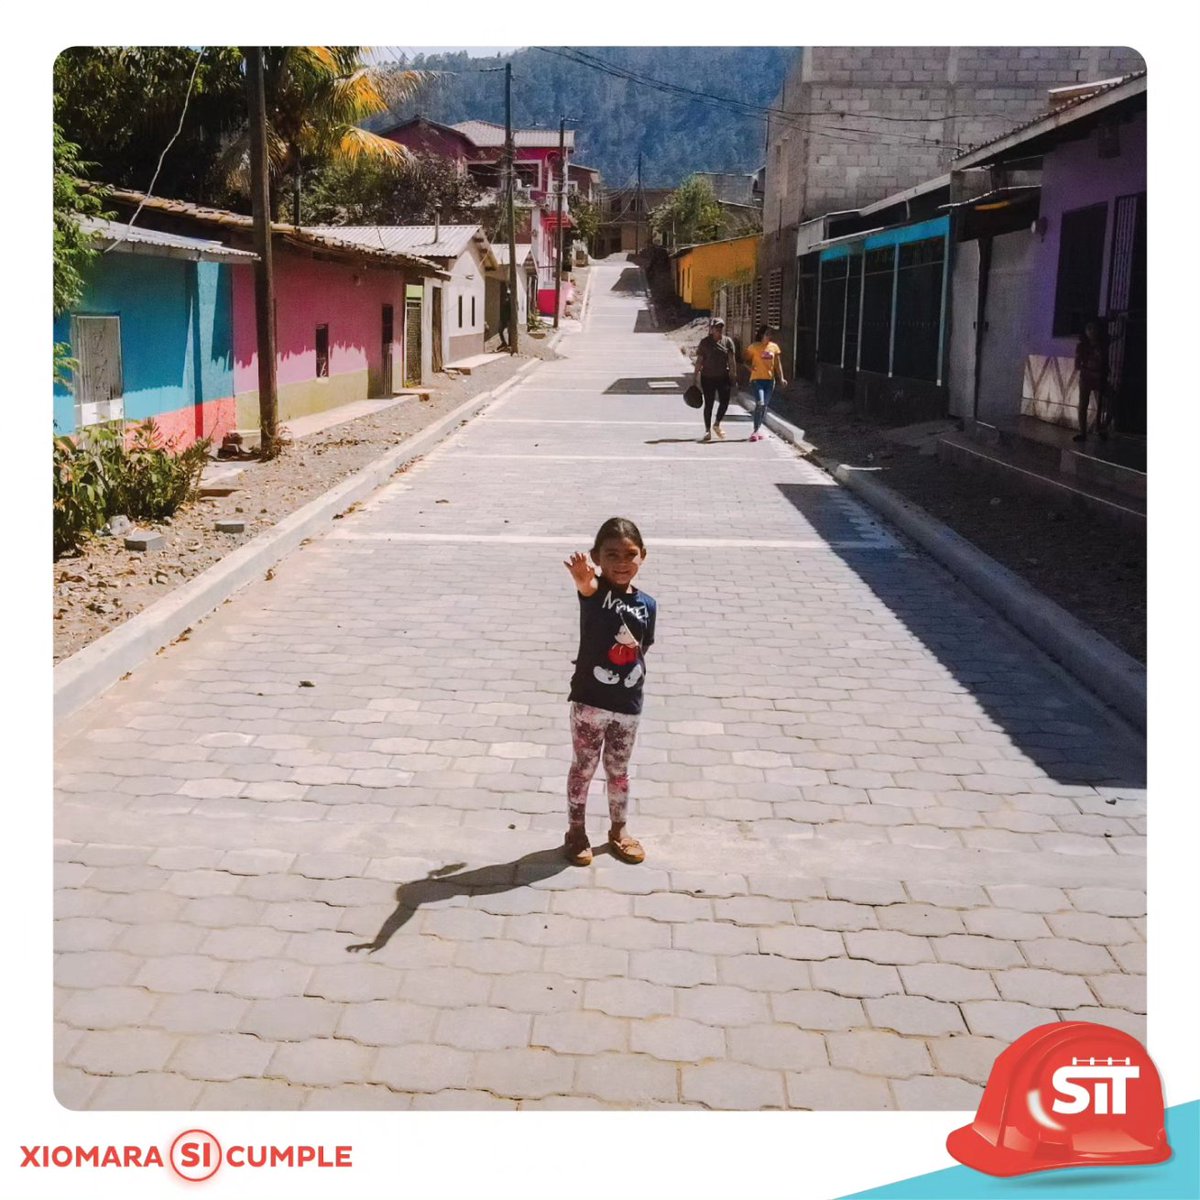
[54,261,1147,1111]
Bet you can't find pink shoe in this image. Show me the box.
[749,432,762,442]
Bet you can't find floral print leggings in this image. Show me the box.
[567,702,640,827]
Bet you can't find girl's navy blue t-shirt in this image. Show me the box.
[568,581,657,715]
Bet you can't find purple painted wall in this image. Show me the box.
[1026,110,1146,359]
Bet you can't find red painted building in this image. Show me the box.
[380,116,597,316]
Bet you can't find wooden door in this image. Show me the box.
[404,297,422,386]
[431,288,444,373]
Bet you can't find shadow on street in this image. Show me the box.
[345,847,571,954]
[775,481,1146,791]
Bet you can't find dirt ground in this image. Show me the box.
[665,319,1146,664]
[53,346,558,663]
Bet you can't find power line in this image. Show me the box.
[103,47,206,253]
[536,47,969,151]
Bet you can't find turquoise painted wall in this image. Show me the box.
[53,255,234,435]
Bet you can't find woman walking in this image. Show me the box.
[693,317,738,442]
[744,324,786,442]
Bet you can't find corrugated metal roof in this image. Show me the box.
[310,224,497,269]
[451,120,576,149]
[953,71,1146,166]
[79,215,259,263]
[94,187,449,277]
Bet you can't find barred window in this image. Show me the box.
[767,268,783,328]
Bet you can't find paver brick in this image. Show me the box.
[1087,974,1145,1012]
[68,1028,178,1075]
[56,950,141,988]
[717,954,812,992]
[583,977,673,1019]
[201,1079,310,1109]
[757,926,844,960]
[1018,939,1116,974]
[1046,912,1140,945]
[1067,887,1145,917]
[150,990,251,1035]
[845,930,934,965]
[927,1034,1007,1084]
[877,904,964,937]
[576,1053,679,1104]
[372,1043,474,1092]
[169,1032,274,1081]
[728,1024,828,1071]
[811,959,902,998]
[631,1018,726,1063]
[532,1010,627,1054]
[682,1061,786,1109]
[434,1006,532,1050]
[1058,1007,1146,1039]
[239,996,341,1042]
[57,986,157,1030]
[490,973,582,1014]
[963,909,1052,940]
[931,933,1023,969]
[134,955,227,994]
[410,1090,517,1110]
[90,1072,206,1109]
[786,1067,893,1110]
[792,900,879,931]
[220,959,314,999]
[823,877,906,905]
[893,1075,984,1110]
[984,884,1069,912]
[267,1038,376,1087]
[988,964,1094,1012]
[900,962,998,1002]
[592,915,672,950]
[305,963,405,1003]
[676,984,772,1025]
[828,1030,932,1078]
[770,989,867,1030]
[865,994,967,1036]
[628,948,716,987]
[961,1000,1058,1041]
[470,1048,577,1099]
[455,938,543,975]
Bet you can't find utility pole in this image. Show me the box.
[245,47,279,458]
[635,151,643,256]
[504,62,519,354]
[553,116,568,330]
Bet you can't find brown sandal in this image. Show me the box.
[563,828,592,866]
[608,828,645,864]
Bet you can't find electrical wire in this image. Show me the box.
[103,47,206,253]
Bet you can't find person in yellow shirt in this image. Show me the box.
[744,324,787,442]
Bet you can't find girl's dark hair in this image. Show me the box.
[592,516,645,555]
[755,324,774,342]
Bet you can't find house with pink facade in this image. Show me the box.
[378,115,597,318]
[98,190,448,435]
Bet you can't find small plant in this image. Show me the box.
[52,419,212,558]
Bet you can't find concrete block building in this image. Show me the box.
[758,46,1146,382]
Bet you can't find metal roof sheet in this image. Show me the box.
[953,72,1146,166]
[79,215,259,263]
[94,187,449,276]
[309,224,485,259]
[451,120,576,149]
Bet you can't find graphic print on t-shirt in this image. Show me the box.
[569,585,657,716]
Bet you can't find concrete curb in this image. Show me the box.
[735,392,1147,731]
[54,359,543,720]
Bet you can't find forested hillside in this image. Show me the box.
[373,47,795,187]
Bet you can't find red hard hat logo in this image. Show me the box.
[947,1021,1172,1177]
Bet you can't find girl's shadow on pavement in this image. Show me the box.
[346,847,570,955]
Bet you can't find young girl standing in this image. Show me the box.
[744,324,787,442]
[561,518,657,866]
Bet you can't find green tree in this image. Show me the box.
[301,152,481,226]
[53,48,247,204]
[226,48,427,223]
[568,192,601,252]
[650,174,726,247]
[53,125,110,383]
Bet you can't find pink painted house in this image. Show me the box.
[380,116,597,317]
[102,190,448,431]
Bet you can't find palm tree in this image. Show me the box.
[228,47,427,223]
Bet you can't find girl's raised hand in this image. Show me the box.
[563,550,598,594]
